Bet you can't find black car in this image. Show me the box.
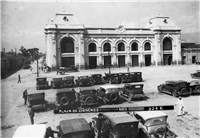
[191,70,200,78]
[97,85,121,104]
[28,92,47,110]
[130,72,143,82]
[189,79,200,95]
[158,80,192,97]
[118,72,132,83]
[102,73,120,84]
[58,65,78,75]
[120,84,145,101]
[55,88,76,110]
[75,76,94,87]
[36,77,49,90]
[79,87,99,107]
[51,77,64,89]
[90,74,103,85]
[62,76,75,87]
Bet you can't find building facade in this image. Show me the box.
[44,13,182,70]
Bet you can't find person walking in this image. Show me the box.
[127,66,130,72]
[28,105,35,124]
[175,96,185,116]
[18,74,21,83]
[23,89,28,105]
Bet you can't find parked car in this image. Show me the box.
[130,72,143,82]
[102,73,120,84]
[27,92,47,110]
[36,77,49,90]
[191,70,200,78]
[75,75,94,87]
[51,77,64,89]
[90,74,103,85]
[120,84,145,101]
[157,80,192,97]
[55,88,76,110]
[57,118,94,138]
[23,64,31,69]
[12,124,47,138]
[79,87,99,107]
[58,65,78,75]
[118,72,132,83]
[189,79,200,95]
[97,85,121,104]
[62,76,75,87]
[92,112,139,138]
[134,111,177,138]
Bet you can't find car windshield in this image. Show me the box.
[144,117,167,127]
[81,90,97,95]
[37,78,46,82]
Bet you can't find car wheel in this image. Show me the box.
[172,90,178,97]
[60,96,69,106]
[85,97,93,105]
[110,93,118,102]
[137,76,142,82]
[154,127,165,138]
[180,88,188,96]
[195,86,200,94]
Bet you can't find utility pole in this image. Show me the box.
[108,51,111,74]
[36,50,39,77]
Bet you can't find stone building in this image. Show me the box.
[181,43,200,64]
[44,13,182,70]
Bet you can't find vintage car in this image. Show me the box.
[75,75,94,87]
[134,111,177,138]
[55,88,76,110]
[27,92,47,110]
[36,77,49,90]
[57,118,94,138]
[51,77,64,89]
[62,76,75,87]
[118,72,132,83]
[90,74,103,85]
[157,80,192,97]
[58,65,78,75]
[189,79,200,94]
[92,112,139,138]
[23,64,31,69]
[102,73,120,84]
[120,84,145,101]
[191,70,200,78]
[130,72,143,82]
[12,124,47,138]
[97,85,121,104]
[79,87,99,107]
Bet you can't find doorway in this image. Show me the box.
[104,56,111,68]
[132,55,139,67]
[192,56,196,64]
[61,57,75,67]
[163,54,172,65]
[145,55,151,66]
[182,56,186,65]
[89,56,97,69]
[118,55,125,67]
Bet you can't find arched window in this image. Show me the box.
[88,43,96,52]
[118,42,125,51]
[61,37,74,53]
[131,42,138,51]
[103,43,111,52]
[144,42,151,51]
[163,37,172,50]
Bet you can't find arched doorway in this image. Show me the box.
[61,37,75,67]
[163,37,173,65]
[88,43,97,69]
[103,43,111,68]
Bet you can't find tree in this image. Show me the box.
[19,46,30,57]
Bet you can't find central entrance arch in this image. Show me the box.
[60,37,75,67]
[162,37,173,65]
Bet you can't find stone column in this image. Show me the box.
[78,33,85,69]
[126,46,131,66]
[112,46,117,67]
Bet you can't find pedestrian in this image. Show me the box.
[18,74,21,83]
[175,96,184,116]
[45,127,59,138]
[23,89,28,105]
[28,105,34,124]
[127,66,130,72]
[88,122,95,138]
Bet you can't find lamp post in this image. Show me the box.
[36,50,39,77]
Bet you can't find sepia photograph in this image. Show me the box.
[1,0,200,138]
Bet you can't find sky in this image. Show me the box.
[1,0,199,53]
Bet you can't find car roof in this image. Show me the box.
[125,83,144,86]
[90,74,102,76]
[59,118,91,135]
[36,77,47,79]
[57,88,75,93]
[135,111,168,121]
[12,124,46,138]
[165,80,187,84]
[80,87,96,91]
[101,112,138,126]
[99,85,120,89]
